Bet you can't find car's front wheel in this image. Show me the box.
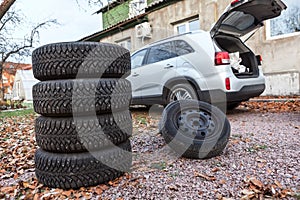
[167,84,198,104]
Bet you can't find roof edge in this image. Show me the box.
[81,0,183,42]
[96,0,129,14]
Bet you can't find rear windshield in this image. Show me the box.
[222,11,255,31]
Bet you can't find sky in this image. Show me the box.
[10,0,107,63]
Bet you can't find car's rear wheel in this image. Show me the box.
[167,84,198,104]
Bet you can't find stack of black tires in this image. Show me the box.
[31,42,133,189]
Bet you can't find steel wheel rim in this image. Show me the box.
[177,109,216,140]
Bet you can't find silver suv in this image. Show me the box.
[127,0,286,109]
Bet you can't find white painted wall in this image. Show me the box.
[262,72,300,96]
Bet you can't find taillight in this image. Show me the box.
[225,78,231,90]
[256,55,262,65]
[215,52,230,65]
[231,0,243,6]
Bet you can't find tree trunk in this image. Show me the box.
[0,62,3,101]
[0,0,16,21]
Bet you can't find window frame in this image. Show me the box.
[116,38,132,51]
[174,18,200,34]
[265,0,300,40]
[266,20,300,40]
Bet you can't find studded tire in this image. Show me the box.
[35,110,132,153]
[160,100,230,159]
[35,140,132,190]
[32,78,132,116]
[32,42,131,81]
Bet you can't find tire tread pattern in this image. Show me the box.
[35,140,132,189]
[32,42,131,80]
[32,79,132,116]
[35,111,132,153]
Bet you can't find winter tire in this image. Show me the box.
[35,140,132,190]
[35,110,132,153]
[32,78,132,116]
[32,42,131,81]
[160,100,230,159]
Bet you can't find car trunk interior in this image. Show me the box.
[214,35,259,78]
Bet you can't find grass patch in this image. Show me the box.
[136,116,147,125]
[0,108,35,118]
[22,102,34,109]
[150,161,167,170]
[247,144,268,153]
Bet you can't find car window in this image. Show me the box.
[131,49,147,69]
[175,40,194,56]
[146,42,177,64]
[222,11,255,31]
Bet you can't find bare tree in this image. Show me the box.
[76,0,126,10]
[0,2,57,100]
[0,0,16,21]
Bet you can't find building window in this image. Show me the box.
[266,0,300,39]
[175,18,200,34]
[129,0,147,18]
[3,77,8,84]
[117,38,131,51]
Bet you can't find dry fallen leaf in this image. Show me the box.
[211,167,220,173]
[249,177,264,189]
[255,158,267,163]
[274,180,283,189]
[194,172,216,181]
[241,189,255,198]
[168,184,179,191]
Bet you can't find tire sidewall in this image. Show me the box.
[161,100,230,154]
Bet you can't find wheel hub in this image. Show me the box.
[170,88,193,101]
[177,109,215,139]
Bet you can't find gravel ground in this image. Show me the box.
[0,102,299,199]
[100,108,300,199]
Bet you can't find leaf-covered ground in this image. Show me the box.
[0,98,299,199]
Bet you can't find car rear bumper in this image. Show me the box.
[199,84,265,103]
[226,84,265,102]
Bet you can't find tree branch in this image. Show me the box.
[1,19,58,62]
[0,12,14,32]
[0,0,16,21]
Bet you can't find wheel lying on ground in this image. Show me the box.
[32,42,131,81]
[32,78,132,116]
[160,100,230,159]
[35,110,132,153]
[35,140,132,190]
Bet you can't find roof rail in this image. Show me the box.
[149,30,204,45]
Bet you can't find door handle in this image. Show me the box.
[132,73,139,77]
[164,64,174,69]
